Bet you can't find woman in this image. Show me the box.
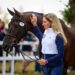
[30,13,67,75]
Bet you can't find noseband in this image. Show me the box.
[6,33,17,38]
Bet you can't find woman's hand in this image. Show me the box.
[37,59,48,65]
[30,14,37,26]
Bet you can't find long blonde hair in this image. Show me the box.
[44,13,67,45]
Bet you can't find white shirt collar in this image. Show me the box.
[44,28,54,35]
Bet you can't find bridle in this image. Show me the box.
[5,33,39,62]
[5,16,39,62]
[6,33,17,38]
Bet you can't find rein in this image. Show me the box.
[5,29,39,62]
[7,45,39,62]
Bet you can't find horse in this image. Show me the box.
[2,8,75,75]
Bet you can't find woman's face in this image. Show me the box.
[42,17,52,29]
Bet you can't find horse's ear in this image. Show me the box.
[13,8,21,17]
[7,8,14,16]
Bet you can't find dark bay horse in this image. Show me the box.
[2,9,75,75]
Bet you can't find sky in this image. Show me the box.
[0,0,69,19]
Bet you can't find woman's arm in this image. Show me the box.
[30,14,43,41]
[47,34,64,63]
[33,25,43,41]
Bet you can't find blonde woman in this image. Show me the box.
[30,13,67,75]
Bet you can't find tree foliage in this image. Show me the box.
[62,7,73,24]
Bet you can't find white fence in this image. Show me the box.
[0,41,39,75]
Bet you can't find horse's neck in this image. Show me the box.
[62,25,69,34]
[23,12,44,33]
[62,24,71,39]
[62,24,75,44]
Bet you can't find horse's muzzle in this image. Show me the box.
[2,43,9,52]
[2,37,17,53]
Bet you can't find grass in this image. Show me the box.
[0,61,75,75]
[0,61,42,75]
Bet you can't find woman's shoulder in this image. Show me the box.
[56,33,63,41]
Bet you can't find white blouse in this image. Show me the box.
[41,28,58,54]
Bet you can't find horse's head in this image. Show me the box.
[3,8,27,52]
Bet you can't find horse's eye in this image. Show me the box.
[19,22,24,27]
